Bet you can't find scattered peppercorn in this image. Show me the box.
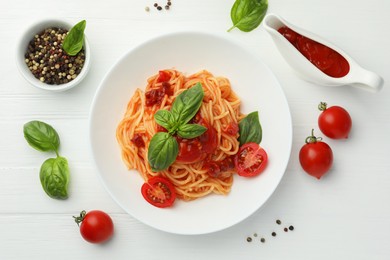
[157,6,162,10]
[247,237,252,242]
[272,232,277,237]
[284,227,288,232]
[24,27,85,85]
[145,6,150,12]
[289,225,294,231]
[165,5,169,10]
[154,3,158,7]
[260,238,265,243]
[253,233,258,237]
[276,219,281,225]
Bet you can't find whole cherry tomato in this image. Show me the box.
[299,130,333,179]
[73,210,114,244]
[318,102,352,139]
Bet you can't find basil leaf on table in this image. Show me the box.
[148,132,179,172]
[228,0,268,32]
[238,111,262,145]
[63,20,86,56]
[170,83,204,126]
[177,124,207,139]
[40,156,70,199]
[23,120,60,153]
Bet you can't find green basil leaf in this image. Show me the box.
[228,0,268,32]
[148,132,179,172]
[238,111,262,145]
[23,120,60,153]
[62,20,86,56]
[40,156,70,199]
[171,83,204,126]
[177,124,207,139]
[154,109,175,132]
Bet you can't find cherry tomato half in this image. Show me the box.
[141,176,176,208]
[299,130,333,179]
[318,102,352,139]
[73,210,114,244]
[234,142,268,177]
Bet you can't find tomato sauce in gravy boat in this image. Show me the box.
[263,13,383,93]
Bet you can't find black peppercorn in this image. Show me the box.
[276,219,281,225]
[260,238,265,243]
[247,237,252,242]
[272,232,277,237]
[289,225,294,231]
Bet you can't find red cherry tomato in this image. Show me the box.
[299,130,333,179]
[141,176,176,208]
[73,210,114,244]
[234,142,268,177]
[318,102,352,139]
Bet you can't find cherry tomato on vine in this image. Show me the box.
[234,142,268,177]
[73,210,114,244]
[141,176,176,208]
[299,130,333,179]
[318,102,352,139]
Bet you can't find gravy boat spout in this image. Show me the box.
[263,13,383,93]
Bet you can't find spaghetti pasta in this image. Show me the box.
[116,69,243,201]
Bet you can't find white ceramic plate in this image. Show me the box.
[89,31,292,235]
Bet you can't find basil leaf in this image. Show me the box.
[171,83,204,126]
[62,20,86,56]
[238,111,262,145]
[40,156,70,199]
[177,124,207,139]
[23,120,60,153]
[228,0,268,32]
[154,110,175,132]
[148,132,179,172]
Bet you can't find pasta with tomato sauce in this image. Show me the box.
[116,69,244,201]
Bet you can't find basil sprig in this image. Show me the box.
[148,83,207,172]
[228,0,268,32]
[63,20,86,56]
[238,111,262,145]
[23,121,70,199]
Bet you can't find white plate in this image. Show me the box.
[89,31,292,235]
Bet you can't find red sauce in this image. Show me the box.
[145,82,173,106]
[203,156,235,178]
[131,133,145,148]
[175,115,218,164]
[278,26,350,78]
[223,122,239,136]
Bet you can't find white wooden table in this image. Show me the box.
[1,0,390,259]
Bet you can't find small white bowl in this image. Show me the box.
[16,18,91,92]
[263,13,383,93]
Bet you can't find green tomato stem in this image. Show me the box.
[305,129,322,144]
[73,210,86,226]
[318,102,328,111]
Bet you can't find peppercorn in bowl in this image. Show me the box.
[16,18,90,92]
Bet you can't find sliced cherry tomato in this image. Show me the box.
[234,142,268,177]
[157,70,171,83]
[141,176,176,208]
[73,210,114,244]
[318,102,352,139]
[299,130,333,179]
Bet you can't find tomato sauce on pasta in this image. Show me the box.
[116,69,243,201]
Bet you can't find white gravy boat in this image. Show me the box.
[263,13,383,93]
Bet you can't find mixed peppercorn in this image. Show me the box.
[146,1,173,12]
[24,27,85,85]
[246,219,295,244]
